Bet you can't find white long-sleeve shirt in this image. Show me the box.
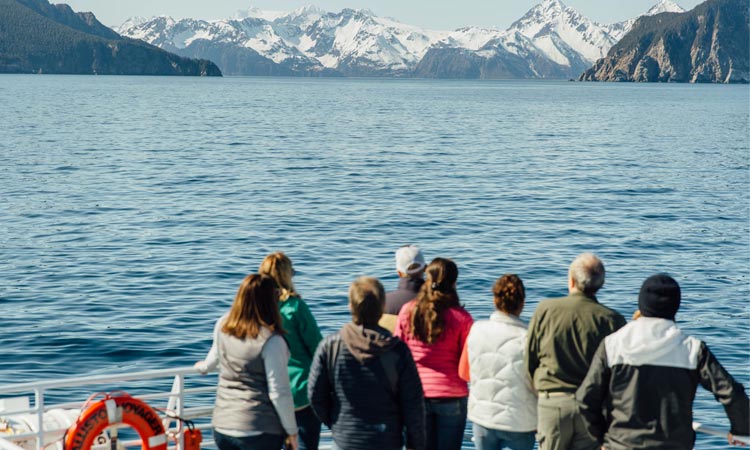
[198,314,297,437]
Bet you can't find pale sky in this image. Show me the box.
[63,0,703,29]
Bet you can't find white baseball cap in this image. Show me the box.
[395,245,426,275]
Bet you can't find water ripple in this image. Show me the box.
[1,76,748,445]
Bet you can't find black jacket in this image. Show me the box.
[576,318,749,450]
[308,323,425,450]
[384,277,424,315]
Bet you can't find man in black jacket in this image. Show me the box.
[379,245,426,332]
[576,274,749,449]
[308,276,425,450]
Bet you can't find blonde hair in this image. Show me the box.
[349,277,385,327]
[259,252,298,301]
[222,274,285,339]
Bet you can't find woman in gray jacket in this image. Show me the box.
[197,274,299,450]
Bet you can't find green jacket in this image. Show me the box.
[525,292,626,393]
[280,295,323,409]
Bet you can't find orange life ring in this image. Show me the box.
[64,394,167,450]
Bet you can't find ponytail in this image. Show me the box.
[410,258,460,344]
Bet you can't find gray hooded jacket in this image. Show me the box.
[309,322,426,450]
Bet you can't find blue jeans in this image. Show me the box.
[213,430,284,450]
[296,406,321,450]
[425,397,468,450]
[473,423,535,450]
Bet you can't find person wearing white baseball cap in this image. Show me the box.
[378,245,426,332]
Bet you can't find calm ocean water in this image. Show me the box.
[1,75,748,447]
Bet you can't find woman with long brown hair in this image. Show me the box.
[394,258,473,450]
[259,252,323,450]
[195,274,298,450]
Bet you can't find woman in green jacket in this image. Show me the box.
[260,252,323,450]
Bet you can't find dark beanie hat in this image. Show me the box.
[639,274,681,320]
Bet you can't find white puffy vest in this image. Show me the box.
[466,312,537,432]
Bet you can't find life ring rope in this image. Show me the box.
[64,392,167,450]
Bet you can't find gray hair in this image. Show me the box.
[569,253,605,295]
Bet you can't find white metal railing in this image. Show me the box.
[0,367,745,450]
[0,367,215,450]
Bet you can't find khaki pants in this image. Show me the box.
[536,392,598,450]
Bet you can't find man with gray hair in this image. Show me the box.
[525,253,626,450]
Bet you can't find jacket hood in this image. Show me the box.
[340,322,399,363]
[605,317,700,369]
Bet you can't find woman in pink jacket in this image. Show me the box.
[395,257,474,450]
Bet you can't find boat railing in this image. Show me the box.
[0,367,745,450]
[0,367,217,450]
[0,367,348,450]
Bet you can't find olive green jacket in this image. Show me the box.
[524,293,626,393]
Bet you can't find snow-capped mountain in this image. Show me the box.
[507,0,617,65]
[298,8,446,75]
[416,0,687,79]
[117,0,687,78]
[433,27,505,51]
[645,0,687,15]
[118,6,447,76]
[607,0,686,40]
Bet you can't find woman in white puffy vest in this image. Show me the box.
[459,274,538,450]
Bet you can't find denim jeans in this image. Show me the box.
[425,397,468,450]
[213,430,284,450]
[296,406,321,450]
[472,423,535,450]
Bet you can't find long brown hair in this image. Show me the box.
[222,274,285,339]
[259,252,298,301]
[410,258,460,344]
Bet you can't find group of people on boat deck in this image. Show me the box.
[195,247,750,450]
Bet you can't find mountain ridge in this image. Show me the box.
[117,0,685,78]
[0,0,222,75]
[580,0,748,83]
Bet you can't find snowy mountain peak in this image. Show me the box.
[233,6,285,21]
[119,16,148,30]
[117,1,689,79]
[645,0,686,15]
[508,0,615,64]
[607,0,688,41]
[339,8,378,20]
[289,4,325,17]
[539,0,566,9]
[517,0,565,22]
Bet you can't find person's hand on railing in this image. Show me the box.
[284,434,298,450]
[193,361,208,375]
[729,433,748,446]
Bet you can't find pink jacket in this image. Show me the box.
[395,300,473,399]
